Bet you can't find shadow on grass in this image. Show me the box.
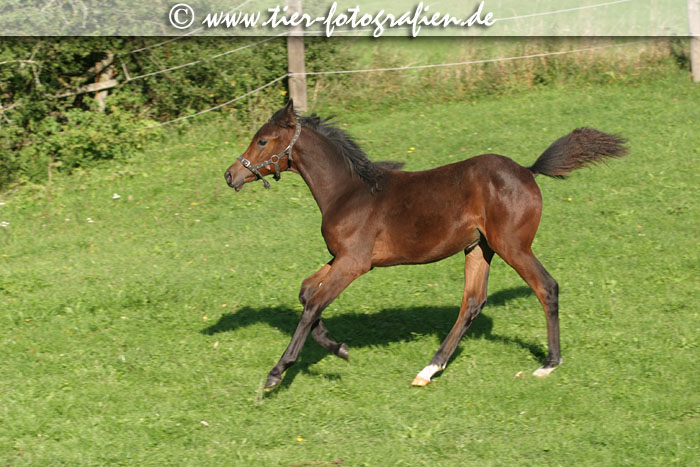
[202,286,544,389]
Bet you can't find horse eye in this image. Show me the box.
[257,139,268,147]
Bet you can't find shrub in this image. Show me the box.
[0,36,350,189]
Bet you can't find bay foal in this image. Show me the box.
[224,100,627,388]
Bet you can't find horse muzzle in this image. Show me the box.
[224,169,245,192]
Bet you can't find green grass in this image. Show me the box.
[1,68,699,465]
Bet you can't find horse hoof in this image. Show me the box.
[533,366,557,377]
[411,376,431,387]
[265,374,282,388]
[337,343,349,361]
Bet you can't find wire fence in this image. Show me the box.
[15,0,655,126]
[5,0,658,128]
[124,34,285,82]
[140,38,651,128]
[494,0,633,22]
[296,41,648,76]
[142,74,289,128]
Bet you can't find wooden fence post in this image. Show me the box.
[689,0,700,82]
[286,0,307,112]
[95,51,116,112]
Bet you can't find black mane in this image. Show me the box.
[270,109,403,191]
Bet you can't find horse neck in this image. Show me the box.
[292,129,364,215]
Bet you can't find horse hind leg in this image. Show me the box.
[412,241,493,386]
[500,248,561,377]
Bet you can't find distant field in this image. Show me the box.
[305,36,685,121]
[0,68,698,464]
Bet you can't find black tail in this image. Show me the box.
[529,128,628,179]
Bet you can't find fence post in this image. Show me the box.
[286,0,307,112]
[95,51,115,112]
[689,0,700,82]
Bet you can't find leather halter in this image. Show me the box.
[237,121,302,189]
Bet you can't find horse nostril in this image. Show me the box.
[225,170,233,186]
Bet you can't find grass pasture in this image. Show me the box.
[1,69,699,464]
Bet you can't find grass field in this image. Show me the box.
[1,66,699,464]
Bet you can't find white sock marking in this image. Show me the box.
[417,364,443,381]
[533,366,556,377]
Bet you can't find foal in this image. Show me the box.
[224,100,627,388]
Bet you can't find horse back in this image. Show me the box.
[369,154,543,265]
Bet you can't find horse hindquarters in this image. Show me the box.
[477,157,562,375]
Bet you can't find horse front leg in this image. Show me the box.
[298,262,332,306]
[298,262,348,360]
[266,256,369,388]
[311,320,349,361]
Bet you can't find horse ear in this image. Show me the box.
[282,99,296,127]
[271,99,296,127]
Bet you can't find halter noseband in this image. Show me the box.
[237,121,302,189]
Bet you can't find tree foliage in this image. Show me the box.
[0,36,350,189]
